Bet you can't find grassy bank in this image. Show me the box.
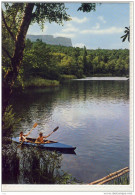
[24,77,60,88]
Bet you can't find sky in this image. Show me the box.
[28,3,130,50]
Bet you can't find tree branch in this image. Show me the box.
[2,10,16,41]
[11,3,34,76]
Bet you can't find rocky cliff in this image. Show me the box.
[26,35,72,47]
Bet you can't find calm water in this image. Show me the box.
[3,78,129,184]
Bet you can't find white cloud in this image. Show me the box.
[71,16,88,23]
[66,23,74,28]
[62,23,79,33]
[98,16,106,23]
[81,27,123,35]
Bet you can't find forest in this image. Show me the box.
[16,39,129,86]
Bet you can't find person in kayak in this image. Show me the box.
[35,132,51,144]
[19,131,32,142]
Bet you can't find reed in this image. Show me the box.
[24,77,60,88]
[111,173,129,185]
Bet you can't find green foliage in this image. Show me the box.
[21,40,61,82]
[2,105,20,136]
[77,3,96,12]
[32,3,71,27]
[86,49,129,76]
[24,77,59,88]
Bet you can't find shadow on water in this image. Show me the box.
[2,140,78,184]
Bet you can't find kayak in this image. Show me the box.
[12,137,76,153]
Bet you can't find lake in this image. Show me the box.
[3,77,129,184]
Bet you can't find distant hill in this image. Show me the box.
[26,35,72,47]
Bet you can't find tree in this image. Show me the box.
[22,39,57,80]
[86,54,93,75]
[83,46,88,75]
[2,3,70,116]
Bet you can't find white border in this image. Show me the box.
[1,184,134,192]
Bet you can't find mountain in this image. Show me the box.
[26,35,72,47]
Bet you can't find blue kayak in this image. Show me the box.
[12,137,76,153]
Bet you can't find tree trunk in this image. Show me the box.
[2,3,34,116]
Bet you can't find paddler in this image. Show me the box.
[19,131,32,142]
[35,132,51,144]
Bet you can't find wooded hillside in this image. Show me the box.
[15,39,129,84]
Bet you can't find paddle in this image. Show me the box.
[52,126,59,133]
[18,122,38,147]
[42,127,59,142]
[45,126,59,138]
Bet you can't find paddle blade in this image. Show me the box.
[33,123,38,128]
[53,126,59,132]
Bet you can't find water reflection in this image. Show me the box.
[11,80,129,108]
[10,80,129,129]
[2,142,78,184]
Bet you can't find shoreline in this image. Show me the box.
[14,75,129,90]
